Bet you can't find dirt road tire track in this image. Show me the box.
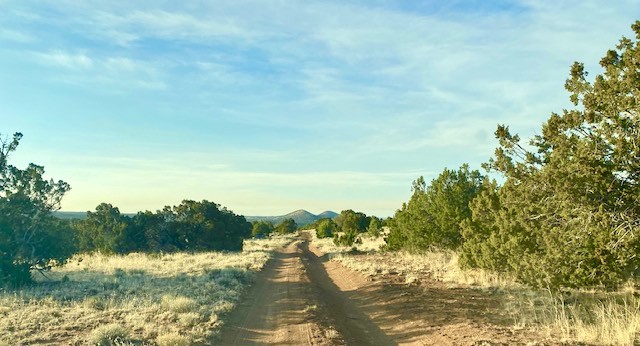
[217,237,393,346]
[218,234,548,345]
[216,240,336,345]
[299,240,396,346]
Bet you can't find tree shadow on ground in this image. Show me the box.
[303,243,542,345]
[300,240,397,346]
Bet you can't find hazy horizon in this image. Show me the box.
[56,208,340,218]
[1,1,636,217]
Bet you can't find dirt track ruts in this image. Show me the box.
[217,234,545,345]
[216,240,328,345]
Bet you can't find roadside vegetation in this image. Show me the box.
[314,228,640,345]
[311,21,640,346]
[0,127,294,345]
[1,130,253,288]
[0,235,293,345]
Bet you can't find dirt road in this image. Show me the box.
[216,240,334,345]
[217,235,545,345]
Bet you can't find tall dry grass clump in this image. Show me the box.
[156,332,191,346]
[509,290,640,346]
[86,324,131,346]
[0,236,293,345]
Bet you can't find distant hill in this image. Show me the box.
[316,210,338,219]
[246,209,338,226]
[55,209,337,227]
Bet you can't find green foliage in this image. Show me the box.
[316,218,337,238]
[367,217,381,237]
[129,210,177,252]
[275,218,297,234]
[386,164,483,252]
[252,220,274,237]
[334,209,369,233]
[333,229,360,247]
[0,132,73,287]
[74,200,251,253]
[74,203,128,254]
[461,21,640,289]
[170,200,250,251]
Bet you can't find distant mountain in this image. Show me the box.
[55,209,338,227]
[316,210,338,219]
[245,209,338,226]
[283,209,317,226]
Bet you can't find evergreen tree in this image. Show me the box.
[276,218,297,234]
[74,203,129,254]
[387,165,483,251]
[0,133,73,287]
[367,217,381,237]
[316,218,337,238]
[252,220,274,237]
[461,21,640,288]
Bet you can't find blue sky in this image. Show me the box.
[0,1,637,216]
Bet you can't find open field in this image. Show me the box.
[0,236,293,346]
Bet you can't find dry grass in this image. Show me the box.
[86,324,131,346]
[156,332,191,346]
[508,289,640,345]
[310,229,640,345]
[0,235,293,346]
[243,234,296,252]
[310,229,386,255]
[332,250,519,289]
[310,229,516,289]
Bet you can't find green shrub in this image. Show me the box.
[275,218,297,234]
[0,132,74,288]
[74,200,251,254]
[252,220,274,237]
[333,230,359,247]
[316,218,337,238]
[366,218,381,238]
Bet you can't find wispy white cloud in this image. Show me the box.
[88,8,260,46]
[34,50,93,69]
[0,28,35,42]
[30,50,166,90]
[2,0,637,215]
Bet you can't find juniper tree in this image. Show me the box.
[0,133,73,287]
[386,165,483,251]
[461,21,640,289]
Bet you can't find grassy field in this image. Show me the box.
[310,230,640,346]
[311,229,515,289]
[0,235,293,346]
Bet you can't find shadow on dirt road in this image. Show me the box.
[299,240,396,346]
[218,233,545,345]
